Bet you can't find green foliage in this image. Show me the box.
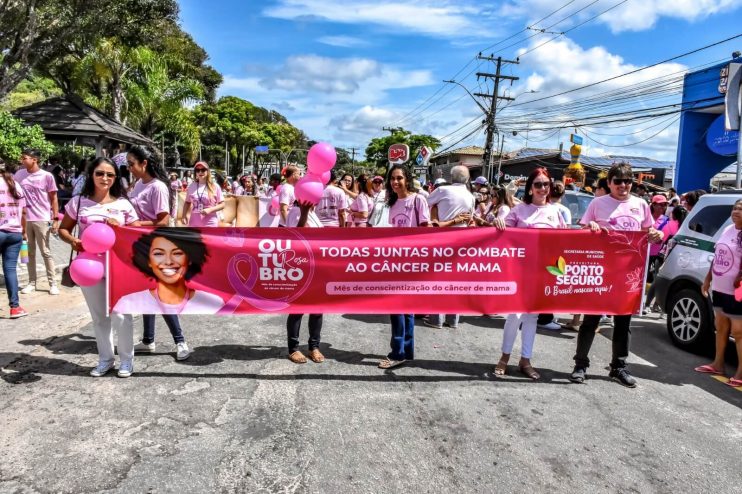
[0,76,61,111]
[193,96,306,167]
[0,0,179,99]
[365,129,441,170]
[0,111,54,162]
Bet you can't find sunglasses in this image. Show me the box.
[195,168,208,174]
[94,171,116,178]
[532,181,551,189]
[612,178,632,185]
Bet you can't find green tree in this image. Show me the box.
[0,0,178,100]
[0,110,54,162]
[364,129,440,170]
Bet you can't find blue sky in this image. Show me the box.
[178,0,742,160]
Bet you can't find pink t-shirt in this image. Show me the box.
[185,182,223,227]
[130,179,170,222]
[580,195,652,231]
[278,183,295,226]
[316,185,348,227]
[14,168,57,222]
[711,224,741,295]
[64,196,139,236]
[388,193,430,227]
[505,203,565,229]
[649,215,670,256]
[350,193,373,225]
[0,179,26,233]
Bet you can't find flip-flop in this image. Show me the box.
[694,364,724,375]
[725,377,742,388]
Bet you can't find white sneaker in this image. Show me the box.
[90,360,115,377]
[20,284,36,294]
[134,341,156,353]
[538,321,562,330]
[117,360,134,378]
[176,342,191,361]
[49,284,60,295]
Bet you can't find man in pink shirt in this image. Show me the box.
[14,149,59,295]
[570,163,662,388]
[315,171,347,227]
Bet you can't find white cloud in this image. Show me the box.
[258,54,434,96]
[500,0,742,33]
[264,0,491,38]
[330,106,400,137]
[317,35,369,47]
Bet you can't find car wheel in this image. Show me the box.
[666,288,714,354]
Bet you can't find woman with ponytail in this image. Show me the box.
[126,146,191,361]
[0,158,28,318]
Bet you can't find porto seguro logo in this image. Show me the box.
[547,256,604,287]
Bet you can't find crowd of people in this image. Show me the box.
[1,147,740,388]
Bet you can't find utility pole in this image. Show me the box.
[382,127,404,135]
[348,147,358,176]
[475,54,519,182]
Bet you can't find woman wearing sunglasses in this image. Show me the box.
[58,157,141,378]
[493,168,566,380]
[180,162,224,227]
[474,186,513,227]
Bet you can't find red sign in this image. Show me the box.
[109,227,648,315]
[388,143,409,164]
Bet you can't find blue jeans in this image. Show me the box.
[142,314,185,344]
[0,231,23,308]
[389,314,414,360]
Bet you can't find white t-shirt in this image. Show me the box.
[427,184,475,226]
[278,183,296,226]
[64,196,139,235]
[286,206,323,228]
[113,289,224,315]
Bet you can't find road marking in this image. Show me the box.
[711,374,742,392]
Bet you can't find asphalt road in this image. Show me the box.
[0,289,740,493]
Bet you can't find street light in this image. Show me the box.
[443,80,489,115]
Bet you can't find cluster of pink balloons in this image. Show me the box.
[294,142,336,205]
[69,223,116,286]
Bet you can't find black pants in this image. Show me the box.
[537,313,554,325]
[287,314,322,353]
[573,314,632,370]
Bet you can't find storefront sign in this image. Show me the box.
[707,114,739,156]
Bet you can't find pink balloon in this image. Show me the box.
[275,184,281,196]
[308,170,331,185]
[306,142,336,175]
[57,213,64,221]
[70,255,105,286]
[81,223,116,254]
[294,175,325,205]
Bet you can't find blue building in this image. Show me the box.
[675,57,741,192]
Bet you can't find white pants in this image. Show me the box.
[501,313,538,359]
[80,280,134,364]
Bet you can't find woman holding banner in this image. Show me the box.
[126,146,191,361]
[58,157,140,378]
[493,168,566,380]
[180,162,224,227]
[285,201,325,363]
[378,164,430,369]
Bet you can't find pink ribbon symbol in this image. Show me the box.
[217,253,289,313]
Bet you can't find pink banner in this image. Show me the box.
[108,227,649,315]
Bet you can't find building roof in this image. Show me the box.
[505,148,675,170]
[431,145,484,159]
[13,96,154,146]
